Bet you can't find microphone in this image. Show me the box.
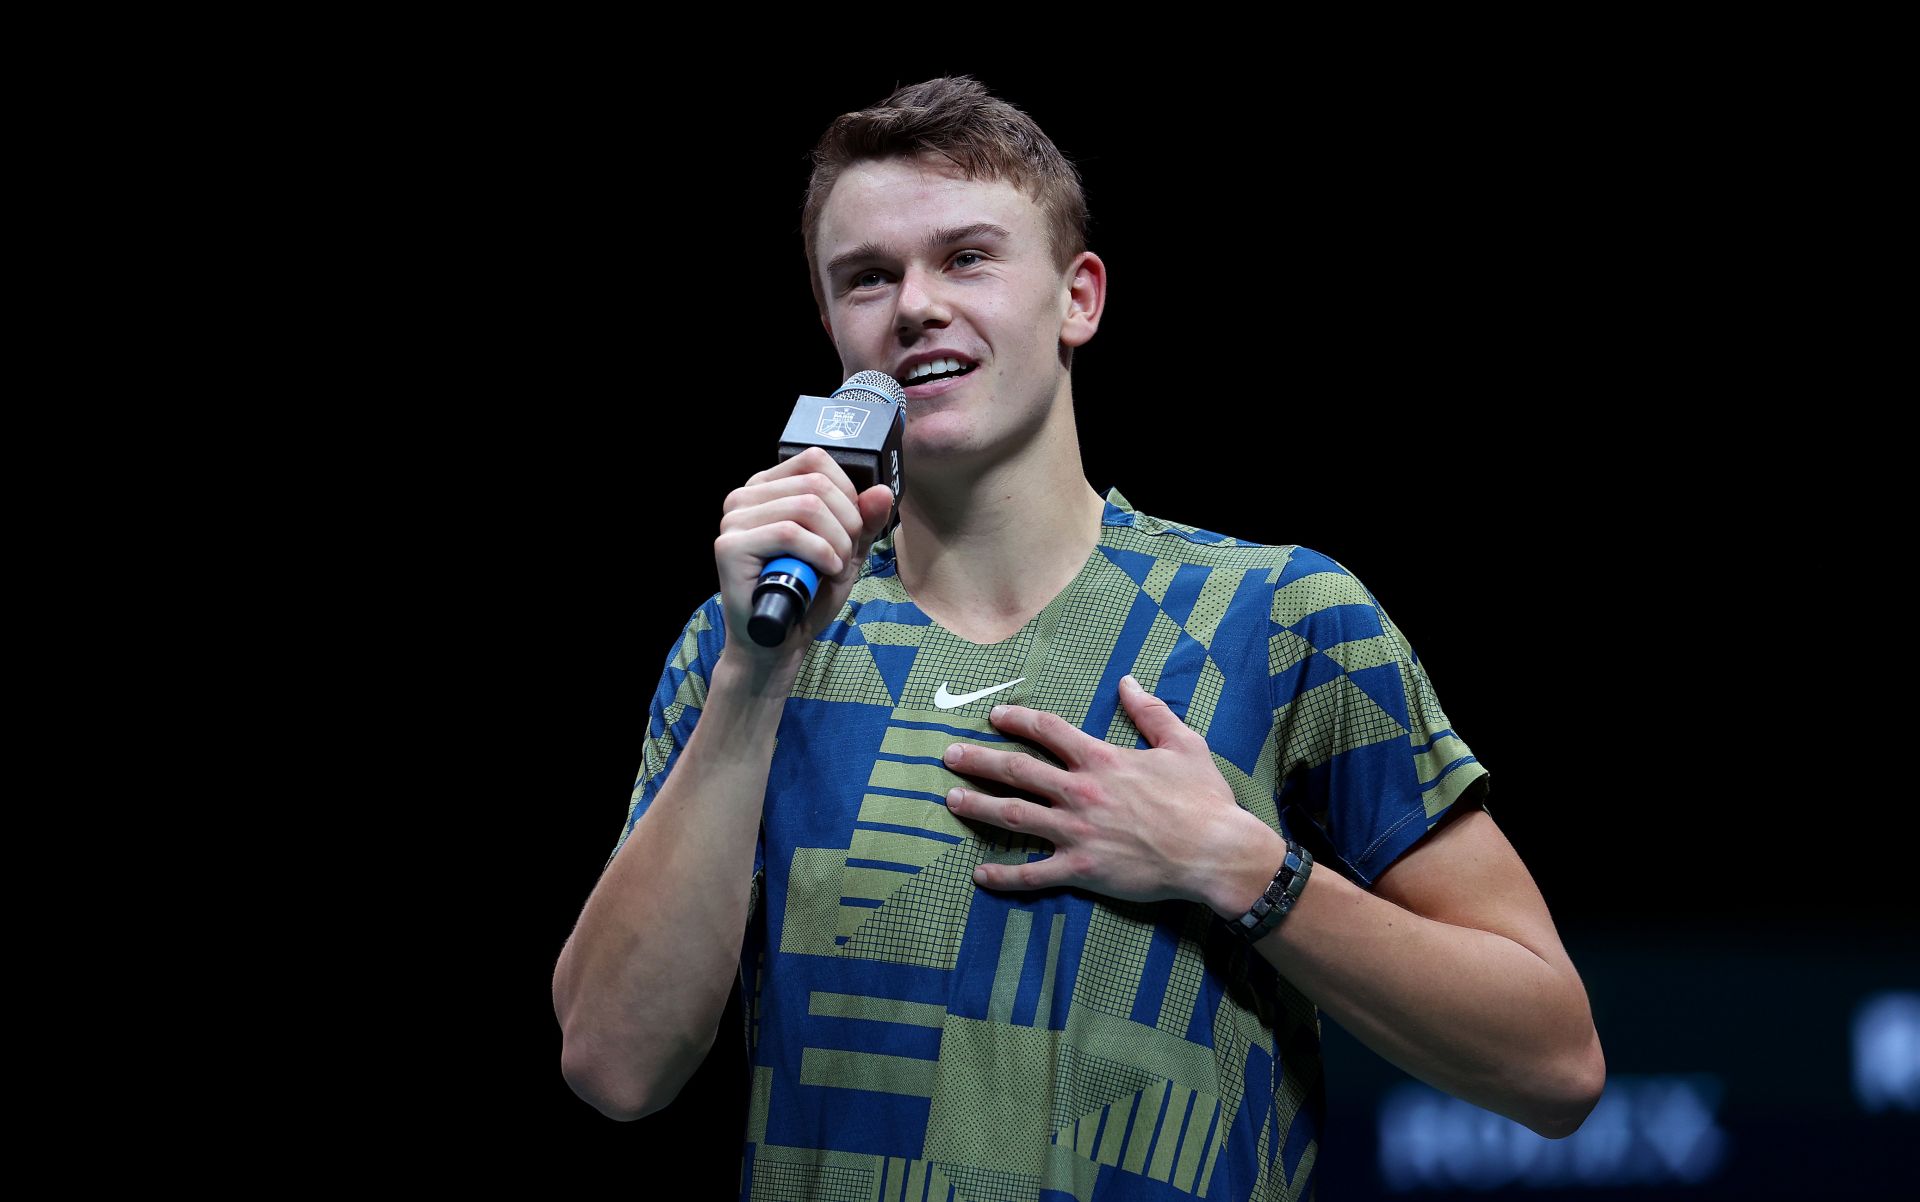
[747,370,907,647]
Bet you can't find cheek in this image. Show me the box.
[1013,290,1069,342]
[829,316,888,373]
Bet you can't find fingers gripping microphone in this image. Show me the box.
[748,371,907,647]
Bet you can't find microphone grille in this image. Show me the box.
[834,370,907,408]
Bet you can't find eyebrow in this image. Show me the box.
[823,223,1014,281]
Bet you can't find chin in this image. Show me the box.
[904,410,977,453]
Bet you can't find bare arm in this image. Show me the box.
[553,651,796,1120]
[552,450,894,1121]
[1205,806,1604,1139]
[945,678,1604,1140]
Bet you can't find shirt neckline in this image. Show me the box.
[863,485,1131,650]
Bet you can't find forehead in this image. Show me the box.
[815,154,1047,264]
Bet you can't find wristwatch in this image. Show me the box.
[1229,837,1313,944]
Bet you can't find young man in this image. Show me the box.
[554,77,1604,1200]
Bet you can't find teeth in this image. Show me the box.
[906,357,967,381]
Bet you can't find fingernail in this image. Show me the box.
[972,867,987,884]
[946,787,963,806]
[1122,674,1138,690]
[945,744,963,764]
[989,705,1006,721]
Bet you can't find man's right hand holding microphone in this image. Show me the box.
[714,445,896,668]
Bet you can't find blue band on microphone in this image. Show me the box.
[761,556,819,594]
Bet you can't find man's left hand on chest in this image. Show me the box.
[943,674,1281,912]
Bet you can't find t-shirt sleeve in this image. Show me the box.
[603,595,766,913]
[1266,551,1489,888]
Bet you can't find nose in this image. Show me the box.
[895,264,951,336]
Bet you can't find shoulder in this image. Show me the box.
[1105,493,1375,612]
[660,592,728,675]
[1104,492,1274,553]
[1267,548,1385,629]
[681,592,725,637]
[1100,490,1297,574]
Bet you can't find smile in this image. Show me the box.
[904,362,977,393]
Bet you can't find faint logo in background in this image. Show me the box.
[1855,992,1920,1113]
[1377,1075,1727,1190]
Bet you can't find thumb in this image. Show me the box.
[1120,674,1189,749]
[855,484,895,549]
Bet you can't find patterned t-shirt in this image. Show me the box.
[610,488,1489,1202]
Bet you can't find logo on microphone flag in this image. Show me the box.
[817,405,871,440]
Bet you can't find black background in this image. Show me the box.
[370,57,1913,1198]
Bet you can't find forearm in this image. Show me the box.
[552,650,795,1121]
[1204,821,1601,1138]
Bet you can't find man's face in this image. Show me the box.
[813,153,1099,471]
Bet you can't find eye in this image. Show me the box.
[852,269,887,289]
[952,251,984,269]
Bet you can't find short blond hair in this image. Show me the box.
[801,76,1089,314]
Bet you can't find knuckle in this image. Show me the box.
[807,469,853,508]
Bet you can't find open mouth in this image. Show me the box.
[906,362,978,387]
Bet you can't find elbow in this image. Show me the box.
[558,1026,715,1123]
[552,956,688,1122]
[560,1039,675,1122]
[1527,1028,1607,1140]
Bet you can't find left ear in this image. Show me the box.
[1058,251,1106,349]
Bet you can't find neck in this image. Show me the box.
[892,389,1106,644]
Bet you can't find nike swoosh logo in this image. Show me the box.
[933,678,1025,710]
